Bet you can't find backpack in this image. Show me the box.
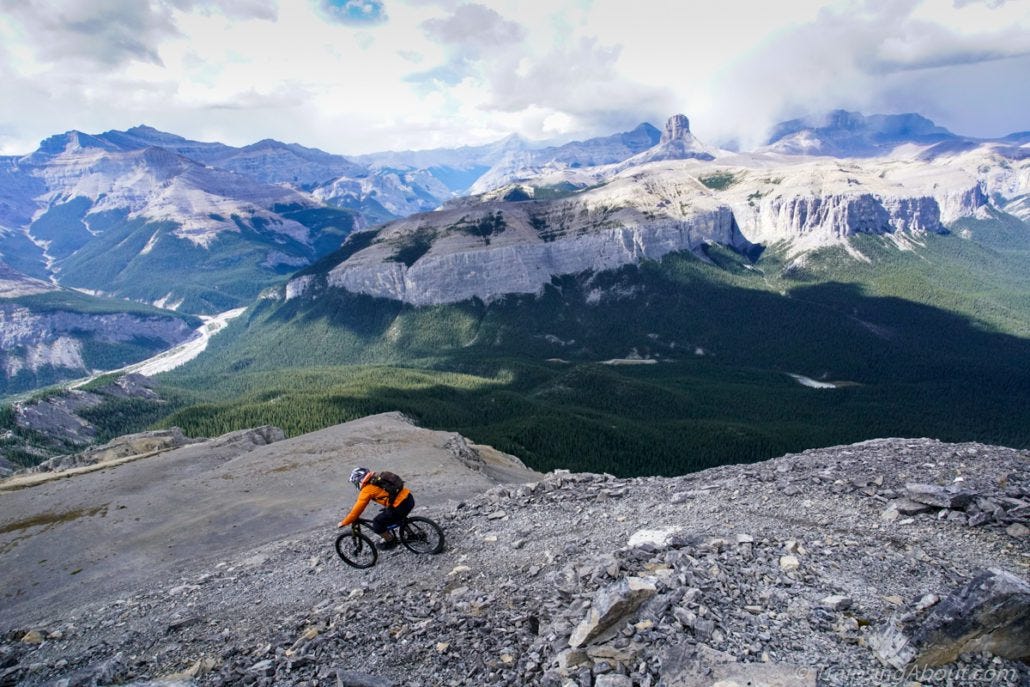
[370,470,404,503]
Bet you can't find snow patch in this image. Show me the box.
[602,348,656,365]
[788,373,838,389]
[4,357,23,378]
[153,293,173,309]
[140,230,160,255]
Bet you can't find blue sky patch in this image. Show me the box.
[318,0,387,26]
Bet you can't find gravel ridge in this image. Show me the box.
[1,436,1027,687]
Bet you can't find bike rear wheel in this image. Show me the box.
[400,516,445,554]
[335,530,378,568]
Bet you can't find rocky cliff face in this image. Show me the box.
[1,418,1026,687]
[288,136,1016,306]
[289,170,752,306]
[0,303,195,383]
[327,211,740,306]
[709,151,1001,253]
[932,183,990,224]
[745,193,944,241]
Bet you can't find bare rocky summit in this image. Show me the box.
[1,420,1027,686]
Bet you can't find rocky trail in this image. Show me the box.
[1,420,1028,686]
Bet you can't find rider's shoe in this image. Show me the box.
[377,539,398,550]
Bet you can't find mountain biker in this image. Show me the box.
[338,467,414,550]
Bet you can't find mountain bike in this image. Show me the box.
[335,515,445,568]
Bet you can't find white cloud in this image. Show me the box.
[0,0,279,67]
[0,0,179,67]
[422,3,524,53]
[0,0,1027,156]
[485,36,674,134]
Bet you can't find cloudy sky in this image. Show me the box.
[1,0,1028,156]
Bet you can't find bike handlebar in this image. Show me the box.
[343,518,376,529]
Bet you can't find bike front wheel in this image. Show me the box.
[400,516,445,555]
[335,529,378,568]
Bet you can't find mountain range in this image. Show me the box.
[289,112,1024,307]
[0,119,669,314]
[2,107,1028,687]
[1,109,1028,473]
[3,110,1025,314]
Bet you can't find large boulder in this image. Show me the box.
[206,425,286,450]
[569,576,657,648]
[905,483,975,509]
[872,568,1030,669]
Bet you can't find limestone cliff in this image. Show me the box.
[288,170,751,306]
[737,193,945,244]
[286,142,1008,306]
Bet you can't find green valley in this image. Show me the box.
[136,214,1030,477]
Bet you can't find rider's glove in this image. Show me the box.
[338,520,347,528]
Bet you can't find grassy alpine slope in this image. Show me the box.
[152,215,1030,477]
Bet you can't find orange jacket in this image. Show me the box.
[340,484,412,526]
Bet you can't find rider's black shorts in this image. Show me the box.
[371,493,414,534]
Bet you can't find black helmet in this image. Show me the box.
[349,466,370,489]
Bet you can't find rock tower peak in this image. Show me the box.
[661,114,692,144]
